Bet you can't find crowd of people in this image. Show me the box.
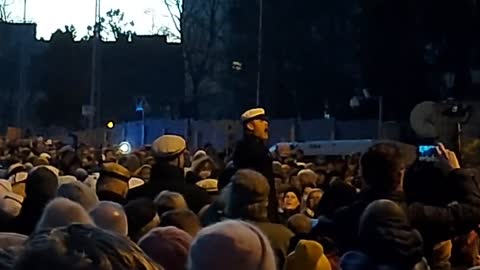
[0,108,478,270]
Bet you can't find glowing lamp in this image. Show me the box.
[119,141,132,155]
[106,121,115,129]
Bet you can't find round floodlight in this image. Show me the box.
[119,141,132,155]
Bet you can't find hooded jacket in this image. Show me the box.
[358,200,425,269]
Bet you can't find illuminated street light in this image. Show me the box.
[119,141,132,155]
[106,121,115,129]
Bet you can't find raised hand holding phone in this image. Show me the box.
[435,143,460,174]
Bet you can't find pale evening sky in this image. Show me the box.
[7,0,179,41]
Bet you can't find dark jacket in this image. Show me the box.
[233,135,278,222]
[250,221,294,268]
[8,167,58,235]
[127,161,210,214]
[358,199,425,269]
[325,189,407,253]
[340,251,430,270]
[408,169,480,267]
[317,169,480,269]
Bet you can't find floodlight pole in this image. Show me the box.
[255,0,263,106]
[378,96,383,139]
[89,0,101,130]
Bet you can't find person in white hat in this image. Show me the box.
[231,108,278,222]
[128,135,210,213]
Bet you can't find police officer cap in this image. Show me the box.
[152,135,187,158]
[241,108,268,123]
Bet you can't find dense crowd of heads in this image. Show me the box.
[0,133,478,270]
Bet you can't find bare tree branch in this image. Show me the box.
[164,0,182,34]
[163,0,227,117]
[0,0,13,22]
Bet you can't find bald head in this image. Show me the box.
[35,198,94,233]
[90,201,128,236]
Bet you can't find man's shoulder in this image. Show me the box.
[252,221,294,238]
[334,200,366,224]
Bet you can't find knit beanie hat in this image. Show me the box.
[227,169,270,219]
[284,240,332,270]
[138,226,193,270]
[160,209,202,237]
[35,198,94,232]
[287,214,312,235]
[188,220,276,270]
[57,181,99,211]
[154,191,188,216]
[283,188,301,203]
[359,199,424,269]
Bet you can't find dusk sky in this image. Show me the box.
[7,0,179,41]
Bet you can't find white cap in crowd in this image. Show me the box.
[152,135,187,158]
[241,108,267,123]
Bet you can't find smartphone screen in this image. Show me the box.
[418,145,437,162]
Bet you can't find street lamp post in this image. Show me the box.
[89,0,101,130]
[23,0,27,22]
[255,0,263,106]
[377,96,383,139]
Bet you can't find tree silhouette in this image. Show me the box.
[86,9,134,41]
[0,0,12,22]
[164,0,226,119]
[64,25,77,40]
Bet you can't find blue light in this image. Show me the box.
[419,145,435,154]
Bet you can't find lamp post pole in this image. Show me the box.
[255,0,263,106]
[89,0,101,129]
[377,96,383,139]
[23,0,27,22]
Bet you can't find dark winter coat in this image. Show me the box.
[127,161,210,214]
[232,134,278,222]
[8,167,58,235]
[316,169,480,269]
